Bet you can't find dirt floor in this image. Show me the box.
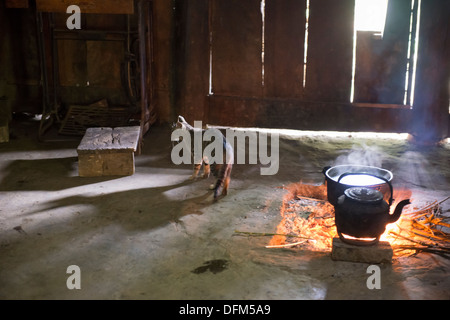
[0,116,449,300]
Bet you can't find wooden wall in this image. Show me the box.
[167,0,449,142]
[52,13,131,107]
[1,0,139,122]
[0,1,41,116]
[1,0,449,142]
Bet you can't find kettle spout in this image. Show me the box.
[389,199,411,223]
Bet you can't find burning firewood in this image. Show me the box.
[387,196,450,259]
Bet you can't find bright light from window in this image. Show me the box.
[354,0,389,33]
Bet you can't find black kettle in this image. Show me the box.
[334,177,410,245]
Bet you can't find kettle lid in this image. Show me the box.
[344,187,383,204]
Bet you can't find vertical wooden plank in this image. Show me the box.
[176,0,210,123]
[57,40,87,86]
[380,0,412,104]
[264,0,305,98]
[354,0,411,104]
[353,31,383,103]
[411,0,450,143]
[86,41,123,88]
[211,0,262,97]
[152,0,173,122]
[208,96,262,127]
[305,0,355,102]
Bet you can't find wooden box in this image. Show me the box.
[77,126,140,177]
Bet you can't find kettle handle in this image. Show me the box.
[337,172,393,205]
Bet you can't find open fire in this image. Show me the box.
[268,182,450,259]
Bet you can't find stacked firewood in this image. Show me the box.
[389,196,450,259]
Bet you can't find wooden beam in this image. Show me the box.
[36,0,134,14]
[5,0,29,8]
[208,95,413,133]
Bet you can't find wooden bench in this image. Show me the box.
[77,126,140,177]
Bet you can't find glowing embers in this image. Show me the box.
[338,234,379,246]
[269,183,337,251]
